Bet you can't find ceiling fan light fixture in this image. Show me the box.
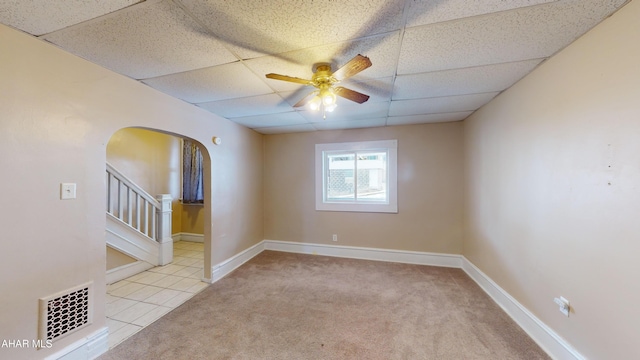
[325,103,337,112]
[321,88,336,106]
[309,95,322,111]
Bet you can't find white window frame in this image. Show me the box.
[315,139,397,213]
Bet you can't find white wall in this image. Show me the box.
[463,1,640,359]
[0,24,263,360]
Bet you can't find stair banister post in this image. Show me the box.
[156,194,173,266]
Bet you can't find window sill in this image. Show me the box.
[179,200,204,206]
[316,202,397,213]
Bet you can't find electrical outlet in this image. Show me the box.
[332,234,338,242]
[554,296,570,317]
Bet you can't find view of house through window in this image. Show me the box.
[316,140,397,213]
[326,151,388,202]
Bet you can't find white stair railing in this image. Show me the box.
[106,163,173,265]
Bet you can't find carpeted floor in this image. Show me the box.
[98,251,550,359]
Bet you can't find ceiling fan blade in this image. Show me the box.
[332,54,372,81]
[334,87,370,104]
[293,91,318,107]
[266,73,312,85]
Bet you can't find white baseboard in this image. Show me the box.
[263,239,463,268]
[106,260,154,285]
[461,258,584,360]
[45,327,109,360]
[207,241,265,284]
[205,239,460,285]
[172,232,204,243]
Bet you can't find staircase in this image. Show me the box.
[105,163,173,284]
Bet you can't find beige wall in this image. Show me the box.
[181,205,205,234]
[0,24,262,360]
[106,128,180,197]
[463,1,640,359]
[106,247,136,270]
[107,128,183,233]
[2,1,637,358]
[264,123,464,253]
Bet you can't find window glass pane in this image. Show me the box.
[315,139,397,213]
[356,151,387,201]
[326,152,355,201]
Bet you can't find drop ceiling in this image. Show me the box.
[0,0,628,134]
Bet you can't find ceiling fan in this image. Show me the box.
[265,54,372,116]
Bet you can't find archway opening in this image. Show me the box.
[104,127,212,349]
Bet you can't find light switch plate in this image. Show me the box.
[554,296,570,317]
[61,183,76,200]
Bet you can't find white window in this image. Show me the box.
[315,140,397,213]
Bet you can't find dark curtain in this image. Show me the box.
[182,140,204,204]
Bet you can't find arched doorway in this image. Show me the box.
[104,127,212,348]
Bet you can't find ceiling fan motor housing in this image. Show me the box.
[312,64,338,87]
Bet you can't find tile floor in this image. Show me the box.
[106,241,208,349]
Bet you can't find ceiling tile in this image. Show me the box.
[387,112,473,126]
[278,89,314,107]
[197,94,292,118]
[230,111,308,129]
[405,0,555,28]
[398,0,628,74]
[253,124,317,135]
[312,118,387,131]
[245,32,401,93]
[0,0,142,36]
[142,62,273,103]
[393,59,542,100]
[1,0,627,135]
[389,93,498,117]
[343,77,394,103]
[299,102,390,123]
[42,0,238,79]
[180,0,405,59]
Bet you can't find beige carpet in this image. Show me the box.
[98,251,550,359]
